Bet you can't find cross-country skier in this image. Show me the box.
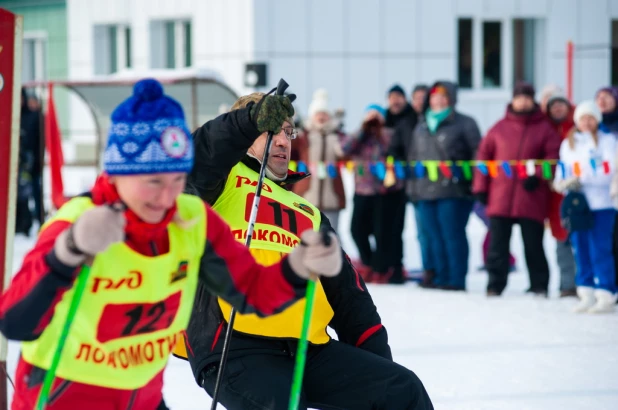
[173,92,434,409]
[0,79,342,410]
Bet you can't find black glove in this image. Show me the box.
[250,94,295,134]
[523,176,540,192]
[475,192,488,206]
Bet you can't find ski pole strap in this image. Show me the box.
[36,265,92,410]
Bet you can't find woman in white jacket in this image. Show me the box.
[554,100,617,313]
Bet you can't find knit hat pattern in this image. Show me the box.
[104,79,194,175]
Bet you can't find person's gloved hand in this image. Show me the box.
[475,192,488,206]
[553,177,582,193]
[288,230,342,279]
[250,94,295,135]
[54,204,126,266]
[523,175,540,192]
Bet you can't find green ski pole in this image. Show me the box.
[288,276,317,410]
[36,265,91,410]
[288,229,332,410]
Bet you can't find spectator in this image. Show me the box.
[554,101,617,313]
[292,89,346,231]
[407,81,481,291]
[411,84,429,117]
[473,201,517,272]
[596,86,618,133]
[389,87,431,283]
[474,82,561,297]
[16,88,37,236]
[385,84,414,128]
[539,84,564,114]
[595,86,618,298]
[545,90,577,297]
[342,105,394,283]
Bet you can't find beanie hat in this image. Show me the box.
[539,84,563,102]
[430,85,448,97]
[596,86,618,104]
[365,103,386,119]
[308,88,330,117]
[387,84,405,97]
[573,100,601,125]
[104,78,193,175]
[546,90,570,109]
[513,81,535,99]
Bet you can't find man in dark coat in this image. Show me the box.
[473,82,561,296]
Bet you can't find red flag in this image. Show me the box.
[44,83,66,209]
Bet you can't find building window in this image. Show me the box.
[457,19,473,89]
[22,35,47,82]
[483,22,502,88]
[94,24,132,75]
[150,20,192,69]
[513,19,536,86]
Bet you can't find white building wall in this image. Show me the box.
[66,0,618,143]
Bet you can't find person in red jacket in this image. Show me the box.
[0,79,342,410]
[473,82,561,297]
[544,90,577,297]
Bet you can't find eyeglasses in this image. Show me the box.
[280,126,298,140]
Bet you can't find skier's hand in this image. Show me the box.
[250,94,295,135]
[54,204,126,266]
[288,230,342,279]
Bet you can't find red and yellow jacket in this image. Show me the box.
[0,175,307,397]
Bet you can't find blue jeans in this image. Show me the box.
[416,198,473,288]
[571,209,617,293]
[413,202,434,271]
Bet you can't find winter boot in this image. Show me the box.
[588,289,617,314]
[419,269,437,288]
[572,287,596,313]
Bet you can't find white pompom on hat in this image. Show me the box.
[308,88,330,117]
[573,100,601,126]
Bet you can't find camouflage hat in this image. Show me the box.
[230,92,295,128]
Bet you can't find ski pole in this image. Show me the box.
[36,264,91,410]
[287,228,331,410]
[210,78,290,409]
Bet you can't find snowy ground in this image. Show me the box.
[4,170,618,409]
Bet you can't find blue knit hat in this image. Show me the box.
[365,103,386,119]
[104,78,194,175]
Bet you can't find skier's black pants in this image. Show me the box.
[487,217,549,294]
[201,340,433,410]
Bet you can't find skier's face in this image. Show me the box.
[248,121,293,180]
[112,173,187,223]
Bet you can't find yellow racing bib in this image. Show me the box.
[21,194,205,389]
